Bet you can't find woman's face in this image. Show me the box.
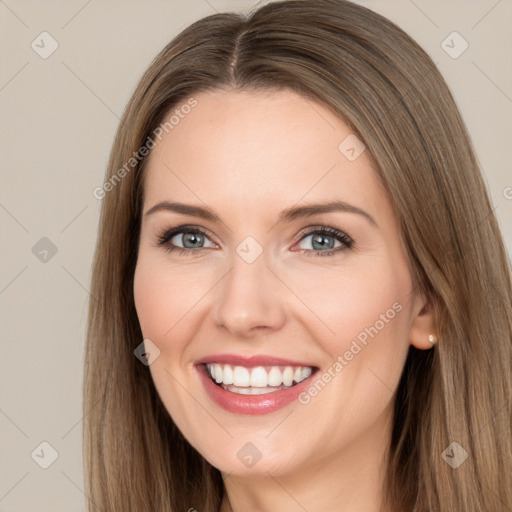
[134,89,430,478]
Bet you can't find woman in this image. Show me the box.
[84,1,512,510]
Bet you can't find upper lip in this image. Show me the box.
[195,354,316,368]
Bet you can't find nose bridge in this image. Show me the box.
[212,242,286,336]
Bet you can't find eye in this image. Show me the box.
[154,225,216,255]
[294,226,354,257]
[154,224,354,258]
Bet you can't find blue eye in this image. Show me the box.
[154,225,354,257]
[295,227,354,257]
[169,230,214,250]
[155,226,214,255]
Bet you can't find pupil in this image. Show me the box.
[312,234,334,250]
[183,232,203,248]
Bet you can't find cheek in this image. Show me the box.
[133,256,210,341]
[133,259,205,433]
[283,259,411,354]
[283,258,413,422]
[133,264,166,338]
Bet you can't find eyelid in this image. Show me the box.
[292,225,354,253]
[295,225,353,243]
[153,223,354,255]
[154,224,218,247]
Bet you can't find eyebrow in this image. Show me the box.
[144,200,377,227]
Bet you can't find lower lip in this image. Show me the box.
[196,364,316,415]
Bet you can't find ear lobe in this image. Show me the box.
[409,295,438,350]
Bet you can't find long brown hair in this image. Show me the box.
[84,1,512,510]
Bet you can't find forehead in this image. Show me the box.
[143,88,386,217]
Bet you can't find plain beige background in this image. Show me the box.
[1,0,511,510]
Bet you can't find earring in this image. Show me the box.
[428,334,435,344]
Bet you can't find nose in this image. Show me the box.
[212,248,287,339]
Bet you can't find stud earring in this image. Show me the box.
[428,334,435,344]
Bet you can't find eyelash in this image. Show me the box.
[154,224,354,258]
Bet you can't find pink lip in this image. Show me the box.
[195,353,314,368]
[195,360,317,415]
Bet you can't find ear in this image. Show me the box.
[409,292,437,350]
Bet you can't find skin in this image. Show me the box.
[133,89,436,512]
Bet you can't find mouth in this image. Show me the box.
[195,356,319,415]
[204,363,314,395]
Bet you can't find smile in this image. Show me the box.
[196,355,318,414]
[205,363,313,395]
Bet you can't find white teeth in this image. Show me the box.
[222,364,233,385]
[214,364,223,383]
[301,367,312,380]
[282,366,294,386]
[205,363,314,389]
[232,366,250,387]
[231,386,252,395]
[268,367,283,387]
[250,367,268,387]
[222,385,284,395]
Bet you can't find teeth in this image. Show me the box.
[301,367,312,380]
[282,366,294,386]
[205,363,314,388]
[268,367,282,386]
[214,364,223,383]
[250,367,268,387]
[222,364,233,385]
[233,366,250,387]
[222,385,285,395]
